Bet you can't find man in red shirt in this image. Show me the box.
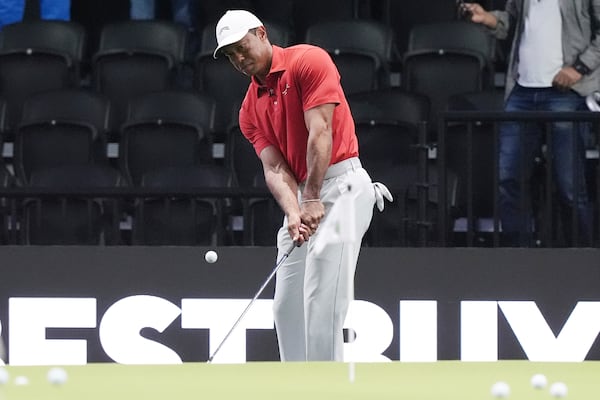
[214,10,391,361]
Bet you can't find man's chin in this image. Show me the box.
[241,65,254,76]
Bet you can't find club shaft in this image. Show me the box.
[207,242,297,363]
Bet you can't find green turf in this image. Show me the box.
[1,361,599,399]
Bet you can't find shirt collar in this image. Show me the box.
[253,45,286,97]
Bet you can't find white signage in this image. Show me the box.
[3,297,600,365]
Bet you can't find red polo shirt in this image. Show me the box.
[238,44,358,183]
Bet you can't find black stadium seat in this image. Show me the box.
[22,165,123,245]
[132,165,234,245]
[92,20,187,130]
[13,89,111,185]
[0,20,86,130]
[304,19,395,93]
[119,90,214,186]
[245,171,284,246]
[347,88,430,170]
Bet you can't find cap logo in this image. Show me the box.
[218,26,230,38]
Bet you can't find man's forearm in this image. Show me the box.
[264,164,300,217]
[302,104,334,201]
[302,129,331,201]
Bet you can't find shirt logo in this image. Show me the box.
[282,83,290,96]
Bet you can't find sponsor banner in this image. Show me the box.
[0,247,599,365]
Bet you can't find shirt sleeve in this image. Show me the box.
[294,47,344,112]
[239,99,272,158]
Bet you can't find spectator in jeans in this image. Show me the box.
[0,0,70,28]
[462,0,598,247]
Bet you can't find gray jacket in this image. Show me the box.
[490,0,600,98]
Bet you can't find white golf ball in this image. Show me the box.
[0,368,9,385]
[550,382,568,398]
[531,373,547,389]
[491,381,510,398]
[47,367,68,385]
[204,250,218,263]
[14,375,29,386]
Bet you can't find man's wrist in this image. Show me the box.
[573,58,591,75]
[484,13,498,29]
[301,199,321,204]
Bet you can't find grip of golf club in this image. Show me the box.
[291,240,301,251]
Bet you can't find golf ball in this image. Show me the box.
[47,367,68,385]
[14,375,29,386]
[0,368,8,385]
[204,250,218,263]
[491,381,510,398]
[550,382,568,398]
[531,373,547,389]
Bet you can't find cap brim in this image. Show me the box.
[213,30,248,59]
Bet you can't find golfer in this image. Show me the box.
[214,10,391,361]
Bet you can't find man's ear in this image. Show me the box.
[257,26,268,41]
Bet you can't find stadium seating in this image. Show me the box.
[0,0,593,248]
[131,165,234,245]
[304,19,395,93]
[21,165,123,245]
[0,20,86,130]
[0,164,15,245]
[119,90,214,186]
[292,0,362,41]
[402,20,496,140]
[225,122,262,190]
[245,171,283,246]
[92,20,187,130]
[442,90,505,245]
[13,89,111,185]
[348,88,430,169]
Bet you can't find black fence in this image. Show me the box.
[437,110,600,248]
[0,111,599,248]
[0,186,275,246]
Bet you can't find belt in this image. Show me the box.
[324,157,362,180]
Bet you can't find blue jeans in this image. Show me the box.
[40,0,70,20]
[130,0,155,19]
[0,0,69,28]
[499,84,593,246]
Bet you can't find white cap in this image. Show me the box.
[213,10,263,59]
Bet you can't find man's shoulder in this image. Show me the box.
[282,43,328,59]
[279,44,331,69]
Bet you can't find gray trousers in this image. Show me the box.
[273,158,375,361]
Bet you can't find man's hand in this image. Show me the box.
[553,67,582,91]
[300,199,325,235]
[462,3,498,28]
[287,211,311,245]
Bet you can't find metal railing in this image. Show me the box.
[0,186,274,246]
[436,110,600,248]
[1,111,598,248]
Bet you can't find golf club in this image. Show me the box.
[207,241,298,363]
[0,337,5,365]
